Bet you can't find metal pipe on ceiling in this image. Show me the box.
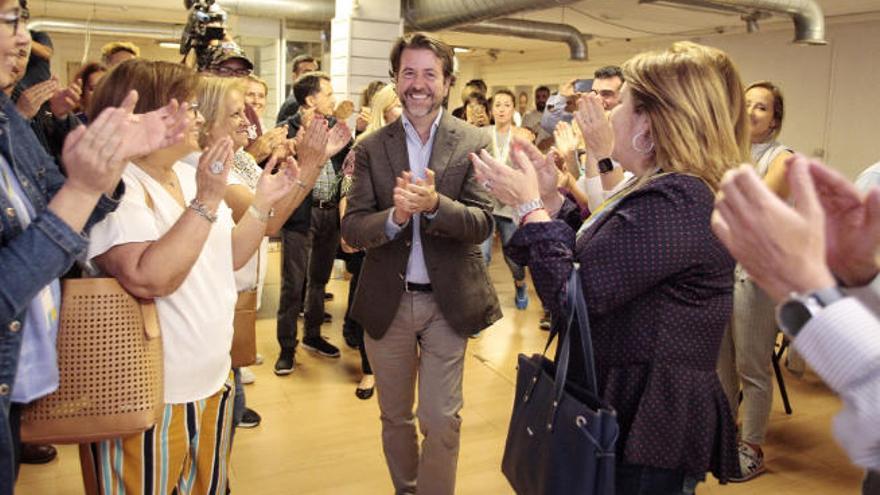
[29,17,183,39]
[640,0,826,44]
[403,0,581,32]
[454,18,590,60]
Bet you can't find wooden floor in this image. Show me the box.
[18,242,866,494]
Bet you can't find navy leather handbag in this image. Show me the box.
[502,268,619,494]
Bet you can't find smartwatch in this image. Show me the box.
[776,286,846,338]
[598,157,614,174]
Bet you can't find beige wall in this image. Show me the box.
[453,19,880,179]
[47,33,181,84]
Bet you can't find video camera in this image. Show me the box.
[180,0,229,70]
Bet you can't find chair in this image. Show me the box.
[770,335,793,415]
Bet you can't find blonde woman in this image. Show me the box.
[472,41,748,493]
[340,83,401,399]
[194,76,342,424]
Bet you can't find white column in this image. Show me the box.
[331,0,404,106]
[233,15,285,125]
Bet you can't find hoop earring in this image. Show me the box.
[632,130,654,155]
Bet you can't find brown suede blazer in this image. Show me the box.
[341,111,502,340]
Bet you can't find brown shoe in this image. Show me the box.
[20,443,57,464]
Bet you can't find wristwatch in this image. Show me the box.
[598,157,614,174]
[513,198,544,225]
[776,286,846,338]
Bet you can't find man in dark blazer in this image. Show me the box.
[341,33,501,495]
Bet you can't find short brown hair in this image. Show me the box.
[292,55,317,75]
[293,71,330,106]
[88,59,199,122]
[746,80,785,140]
[389,32,454,82]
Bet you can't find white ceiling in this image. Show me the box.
[27,0,880,54]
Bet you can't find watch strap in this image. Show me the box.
[813,285,846,307]
[777,285,845,338]
[513,198,544,225]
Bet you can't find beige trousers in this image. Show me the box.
[717,269,779,445]
[364,292,468,495]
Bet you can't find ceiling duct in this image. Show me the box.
[29,18,183,39]
[216,0,334,24]
[404,0,580,32]
[640,0,826,44]
[455,19,590,60]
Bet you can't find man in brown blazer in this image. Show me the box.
[341,33,501,495]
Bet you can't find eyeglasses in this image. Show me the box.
[212,65,252,77]
[0,8,29,35]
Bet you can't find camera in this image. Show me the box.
[180,0,229,70]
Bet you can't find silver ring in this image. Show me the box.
[210,160,224,175]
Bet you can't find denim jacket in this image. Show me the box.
[0,93,122,492]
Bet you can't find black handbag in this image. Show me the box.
[502,268,619,494]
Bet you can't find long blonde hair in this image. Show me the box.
[358,84,399,142]
[196,76,248,147]
[623,41,749,191]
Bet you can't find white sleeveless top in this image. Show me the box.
[751,140,789,178]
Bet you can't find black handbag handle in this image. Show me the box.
[545,267,600,414]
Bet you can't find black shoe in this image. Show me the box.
[302,336,341,358]
[342,328,359,350]
[355,375,375,400]
[323,292,334,301]
[238,408,261,428]
[274,351,295,375]
[20,443,57,464]
[355,386,374,400]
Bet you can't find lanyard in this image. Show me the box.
[491,126,512,164]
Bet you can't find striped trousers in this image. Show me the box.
[80,377,235,495]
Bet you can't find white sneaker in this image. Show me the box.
[730,442,766,482]
[254,353,264,365]
[240,367,256,385]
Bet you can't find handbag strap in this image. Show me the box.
[547,267,600,407]
[570,266,599,394]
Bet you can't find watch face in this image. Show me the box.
[778,300,812,336]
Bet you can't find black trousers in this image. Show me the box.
[343,251,371,375]
[303,206,341,337]
[276,229,312,352]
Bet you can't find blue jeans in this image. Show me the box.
[480,215,525,282]
[0,95,120,494]
[616,464,701,495]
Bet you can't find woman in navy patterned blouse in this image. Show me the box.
[471,42,749,494]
